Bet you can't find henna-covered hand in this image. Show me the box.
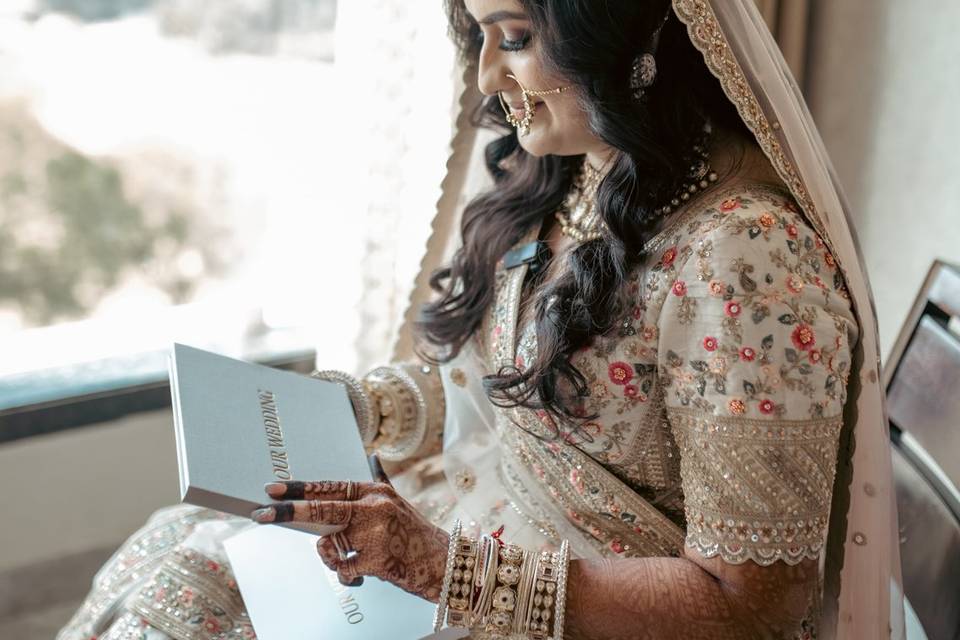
[250,477,449,602]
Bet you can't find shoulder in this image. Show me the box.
[648,181,809,256]
[646,182,852,309]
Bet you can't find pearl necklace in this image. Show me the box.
[655,123,719,216]
[554,123,718,242]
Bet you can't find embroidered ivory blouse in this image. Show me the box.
[477,181,856,567]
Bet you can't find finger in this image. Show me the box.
[317,537,365,587]
[264,480,372,501]
[336,554,365,587]
[316,536,342,570]
[251,500,353,525]
[368,453,393,486]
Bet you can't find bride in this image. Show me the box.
[58,1,904,638]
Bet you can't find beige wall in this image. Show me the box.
[807,0,960,358]
[0,410,179,573]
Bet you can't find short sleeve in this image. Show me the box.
[656,196,858,566]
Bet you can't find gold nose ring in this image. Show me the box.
[498,73,568,137]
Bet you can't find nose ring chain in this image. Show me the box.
[498,73,568,137]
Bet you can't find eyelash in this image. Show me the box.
[475,29,531,52]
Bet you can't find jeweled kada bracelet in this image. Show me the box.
[433,519,463,632]
[362,365,428,461]
[440,530,571,639]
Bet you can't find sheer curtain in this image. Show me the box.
[326,0,456,374]
[754,0,811,82]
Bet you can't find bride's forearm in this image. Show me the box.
[562,554,817,640]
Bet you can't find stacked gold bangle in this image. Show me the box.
[440,524,571,639]
[446,536,479,627]
[311,361,443,463]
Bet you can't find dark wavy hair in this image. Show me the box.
[416,0,750,437]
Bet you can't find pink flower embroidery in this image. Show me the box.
[728,398,746,415]
[632,306,643,319]
[758,399,776,415]
[739,347,756,361]
[610,539,625,554]
[703,336,718,351]
[791,324,816,351]
[708,279,725,297]
[724,301,742,317]
[824,251,836,267]
[661,246,678,268]
[641,325,658,342]
[759,212,776,228]
[786,224,799,238]
[672,280,687,296]
[720,197,741,212]
[624,384,638,398]
[808,349,822,364]
[786,274,804,293]
[608,361,634,385]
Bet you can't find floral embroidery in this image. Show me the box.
[728,398,746,415]
[450,368,467,387]
[791,323,816,351]
[454,468,477,493]
[484,183,854,578]
[608,361,634,385]
[720,197,741,211]
[723,301,741,317]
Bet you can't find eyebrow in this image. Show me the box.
[477,10,528,25]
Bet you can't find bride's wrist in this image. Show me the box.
[433,522,571,638]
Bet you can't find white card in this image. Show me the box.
[224,524,469,640]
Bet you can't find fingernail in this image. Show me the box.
[340,576,363,587]
[251,507,275,523]
[264,482,286,497]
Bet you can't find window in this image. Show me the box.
[0,0,456,424]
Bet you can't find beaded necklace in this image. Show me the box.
[555,123,719,242]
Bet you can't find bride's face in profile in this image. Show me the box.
[463,0,613,162]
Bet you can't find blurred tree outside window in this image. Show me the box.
[0,0,366,407]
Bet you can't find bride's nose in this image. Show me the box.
[476,45,515,97]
